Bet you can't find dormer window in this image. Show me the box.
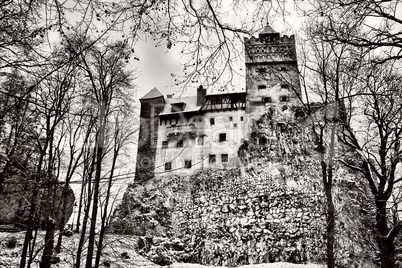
[171,102,186,112]
[258,85,267,90]
[280,95,289,102]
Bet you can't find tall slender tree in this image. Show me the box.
[71,38,134,267]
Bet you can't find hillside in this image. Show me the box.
[110,108,376,267]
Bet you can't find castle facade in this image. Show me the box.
[135,25,301,181]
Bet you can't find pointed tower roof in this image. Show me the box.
[262,23,277,34]
[140,87,163,100]
[259,23,280,39]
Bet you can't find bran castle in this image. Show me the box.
[135,24,301,182]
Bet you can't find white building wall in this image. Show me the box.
[154,109,247,177]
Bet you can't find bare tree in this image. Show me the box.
[94,110,137,267]
[71,38,134,268]
[337,61,402,268]
[314,0,402,64]
[296,11,370,266]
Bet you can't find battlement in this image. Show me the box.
[244,34,297,63]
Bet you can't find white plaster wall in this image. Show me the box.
[154,109,247,177]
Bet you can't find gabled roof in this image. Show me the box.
[140,87,163,100]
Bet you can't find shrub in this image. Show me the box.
[6,236,18,249]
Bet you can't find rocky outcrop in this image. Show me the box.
[110,107,376,267]
[0,183,75,228]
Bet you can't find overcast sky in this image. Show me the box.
[131,13,306,101]
[133,39,184,99]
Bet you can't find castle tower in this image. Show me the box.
[244,24,301,118]
[135,87,165,182]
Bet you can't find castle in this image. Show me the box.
[135,24,301,181]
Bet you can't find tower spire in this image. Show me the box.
[259,22,279,39]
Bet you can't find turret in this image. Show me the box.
[135,87,165,182]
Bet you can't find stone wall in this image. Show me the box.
[171,169,326,265]
[111,108,377,267]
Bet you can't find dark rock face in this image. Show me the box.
[0,183,75,228]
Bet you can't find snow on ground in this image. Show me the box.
[170,263,323,268]
[0,231,324,268]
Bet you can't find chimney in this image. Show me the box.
[197,85,206,106]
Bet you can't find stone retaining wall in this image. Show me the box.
[111,109,376,266]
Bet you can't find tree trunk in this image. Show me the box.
[55,184,70,253]
[76,180,85,233]
[376,198,395,268]
[20,151,46,268]
[40,130,56,268]
[40,216,56,268]
[76,147,97,268]
[325,167,335,268]
[94,150,119,267]
[86,102,106,268]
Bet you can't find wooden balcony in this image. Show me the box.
[167,124,204,137]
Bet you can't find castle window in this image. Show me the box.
[263,97,272,103]
[257,67,266,73]
[280,95,289,102]
[209,154,216,163]
[197,136,204,145]
[258,85,267,90]
[229,116,233,121]
[219,133,227,142]
[281,84,289,89]
[184,160,192,169]
[240,116,244,121]
[234,123,237,128]
[280,67,287,71]
[162,141,168,149]
[221,154,228,163]
[165,162,172,171]
[177,140,183,147]
[210,118,215,125]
